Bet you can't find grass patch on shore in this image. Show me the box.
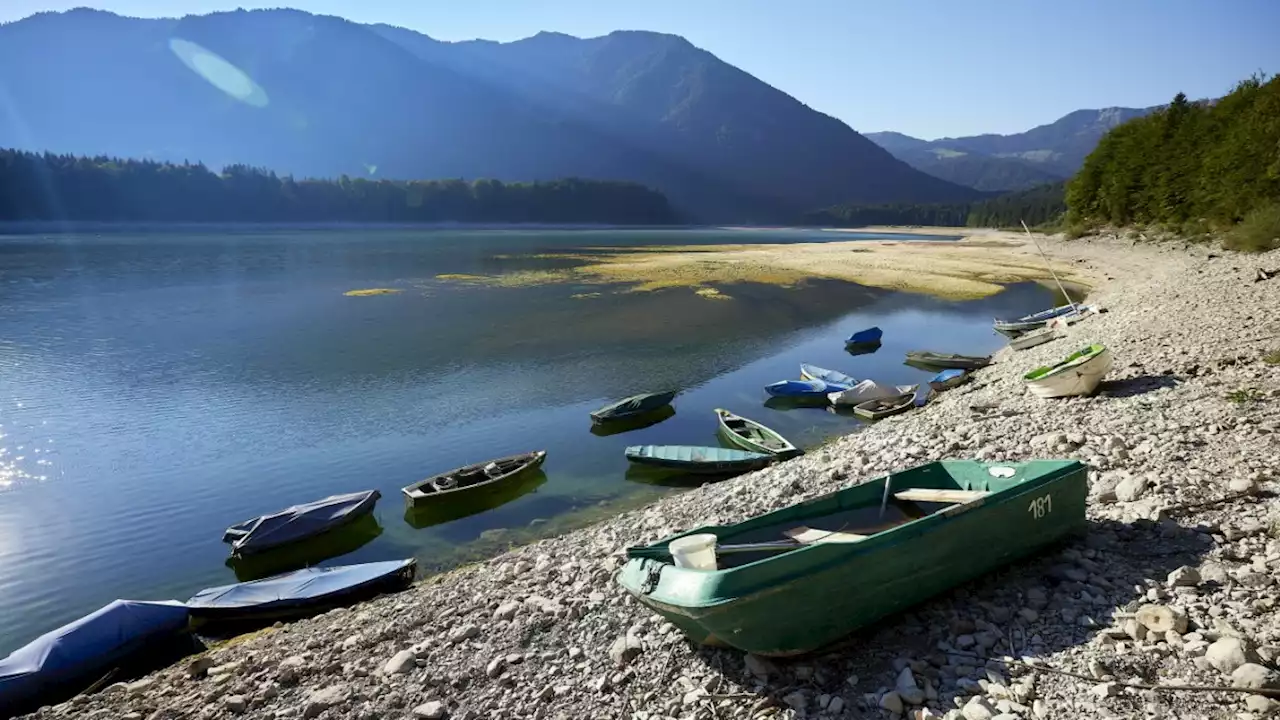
[1225,204,1280,252]
[1226,387,1266,404]
[1263,349,1280,366]
[343,288,402,297]
[432,237,1092,302]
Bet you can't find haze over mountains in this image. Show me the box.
[0,7,982,222]
[866,107,1156,192]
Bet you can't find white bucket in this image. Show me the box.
[669,533,718,570]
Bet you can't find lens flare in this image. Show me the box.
[168,37,269,108]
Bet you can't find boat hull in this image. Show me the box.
[853,393,914,420]
[903,352,991,370]
[715,410,800,459]
[402,452,546,508]
[1009,329,1061,351]
[1024,346,1113,398]
[590,391,678,423]
[625,445,773,474]
[799,364,856,388]
[617,460,1087,656]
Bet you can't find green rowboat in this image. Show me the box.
[617,459,1087,656]
[715,409,801,458]
[904,351,992,370]
[852,392,915,421]
[624,445,774,475]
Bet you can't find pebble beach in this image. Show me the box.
[19,232,1280,720]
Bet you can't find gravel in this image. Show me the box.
[15,234,1280,720]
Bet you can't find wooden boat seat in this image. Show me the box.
[784,526,868,544]
[893,489,989,504]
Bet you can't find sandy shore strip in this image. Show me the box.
[437,229,1097,301]
[18,234,1280,720]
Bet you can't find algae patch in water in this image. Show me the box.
[431,236,1094,301]
[343,288,402,297]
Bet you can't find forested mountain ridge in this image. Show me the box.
[0,149,677,224]
[866,106,1157,191]
[0,8,978,222]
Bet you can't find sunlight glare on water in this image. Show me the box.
[168,38,269,108]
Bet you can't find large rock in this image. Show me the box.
[896,666,925,705]
[384,650,417,675]
[1206,637,1252,674]
[1115,473,1149,502]
[1166,565,1201,588]
[743,654,775,681]
[879,691,905,715]
[1135,604,1188,633]
[303,685,349,719]
[608,633,644,667]
[1232,663,1280,690]
[412,701,448,719]
[961,696,997,720]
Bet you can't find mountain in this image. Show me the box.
[866,106,1157,191]
[0,9,979,222]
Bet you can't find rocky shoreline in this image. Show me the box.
[23,234,1280,720]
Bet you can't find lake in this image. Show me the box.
[0,227,1059,653]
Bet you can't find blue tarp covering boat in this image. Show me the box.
[223,489,381,556]
[845,327,883,345]
[187,559,416,623]
[764,379,835,398]
[929,368,971,391]
[798,364,855,390]
[0,600,190,716]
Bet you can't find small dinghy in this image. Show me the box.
[904,351,991,370]
[1009,327,1061,351]
[928,368,970,391]
[590,391,677,424]
[845,326,883,346]
[799,364,856,389]
[402,451,546,508]
[828,380,918,406]
[853,392,916,420]
[188,559,416,626]
[1024,344,1113,398]
[617,459,1087,656]
[0,600,191,715]
[993,304,1079,335]
[625,445,774,475]
[223,490,381,556]
[765,379,835,399]
[715,409,800,458]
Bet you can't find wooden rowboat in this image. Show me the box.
[402,451,546,507]
[617,459,1087,656]
[853,392,915,420]
[715,409,800,458]
[1023,344,1112,398]
[904,351,991,370]
[1009,328,1061,351]
[624,445,773,475]
[590,391,677,424]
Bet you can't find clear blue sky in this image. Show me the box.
[3,0,1277,138]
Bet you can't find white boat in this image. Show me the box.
[799,363,856,388]
[828,380,919,406]
[1009,328,1062,351]
[1023,344,1113,398]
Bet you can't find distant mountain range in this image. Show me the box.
[0,8,981,222]
[866,107,1157,192]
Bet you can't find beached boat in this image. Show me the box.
[401,451,546,508]
[1024,344,1113,398]
[590,391,678,424]
[799,364,856,389]
[624,445,774,475]
[1009,327,1061,351]
[617,459,1087,656]
[845,327,883,347]
[904,351,992,370]
[0,600,192,716]
[827,380,919,406]
[188,559,416,627]
[764,379,835,399]
[223,490,381,556]
[715,409,800,458]
[853,392,915,420]
[993,304,1079,335]
[928,368,970,391]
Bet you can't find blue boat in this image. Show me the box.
[223,490,381,556]
[764,379,835,398]
[929,368,971,391]
[845,327,883,346]
[0,600,191,716]
[993,305,1078,335]
[188,559,417,625]
[798,364,855,390]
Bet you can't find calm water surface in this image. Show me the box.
[0,227,1056,653]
